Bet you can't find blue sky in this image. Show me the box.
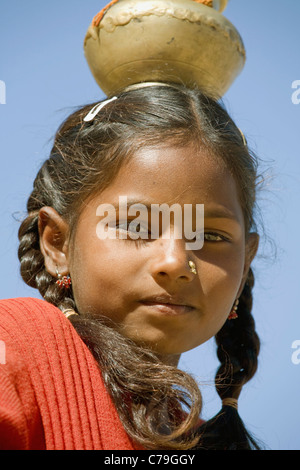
[0,0,299,450]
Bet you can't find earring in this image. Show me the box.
[55,267,72,289]
[188,260,197,275]
[228,298,239,320]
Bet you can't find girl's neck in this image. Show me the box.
[157,353,181,367]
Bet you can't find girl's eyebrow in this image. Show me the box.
[111,199,152,211]
[108,199,239,221]
[204,208,239,221]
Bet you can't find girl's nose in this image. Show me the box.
[149,238,197,284]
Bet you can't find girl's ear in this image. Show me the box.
[237,232,259,298]
[38,207,70,277]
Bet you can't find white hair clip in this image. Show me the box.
[83,96,118,122]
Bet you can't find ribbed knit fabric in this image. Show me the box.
[0,297,140,450]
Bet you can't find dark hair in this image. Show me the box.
[18,84,261,450]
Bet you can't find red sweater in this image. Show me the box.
[0,297,142,450]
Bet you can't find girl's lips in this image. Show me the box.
[139,300,194,316]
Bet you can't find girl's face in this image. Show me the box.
[43,143,258,360]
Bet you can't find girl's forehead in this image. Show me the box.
[88,144,245,224]
[113,144,231,197]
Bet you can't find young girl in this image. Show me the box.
[0,83,261,450]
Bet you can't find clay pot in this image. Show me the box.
[84,0,245,98]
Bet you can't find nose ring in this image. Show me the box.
[188,260,197,275]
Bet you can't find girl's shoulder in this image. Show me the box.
[0,297,80,369]
[0,296,63,319]
[0,297,138,450]
[0,297,68,334]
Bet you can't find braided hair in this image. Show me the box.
[18,84,261,450]
[193,268,261,449]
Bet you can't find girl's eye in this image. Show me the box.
[204,232,229,242]
[184,231,229,243]
[116,221,150,236]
